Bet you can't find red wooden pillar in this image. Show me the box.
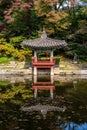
[33,50,37,75]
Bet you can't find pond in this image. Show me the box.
[0,75,87,130]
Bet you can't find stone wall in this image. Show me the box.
[0,61,31,69]
[0,69,32,75]
[0,68,87,75]
[0,60,87,75]
[0,74,87,83]
[54,69,87,75]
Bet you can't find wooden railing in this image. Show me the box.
[33,60,55,65]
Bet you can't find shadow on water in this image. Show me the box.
[0,75,87,130]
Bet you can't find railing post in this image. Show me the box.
[50,88,53,99]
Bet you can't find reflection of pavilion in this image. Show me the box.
[33,75,55,99]
[21,104,66,119]
[73,80,77,89]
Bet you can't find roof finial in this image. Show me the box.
[41,28,47,39]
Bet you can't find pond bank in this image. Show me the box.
[0,69,32,75]
[0,73,87,83]
[0,68,87,75]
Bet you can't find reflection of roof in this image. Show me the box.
[21,29,67,50]
[21,104,66,119]
[21,104,66,112]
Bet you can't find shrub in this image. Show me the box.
[0,37,30,61]
[12,49,25,61]
[10,36,26,48]
[0,38,7,45]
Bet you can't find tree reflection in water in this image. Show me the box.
[0,75,87,130]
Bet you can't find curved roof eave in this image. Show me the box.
[21,29,67,50]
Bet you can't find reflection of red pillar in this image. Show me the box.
[50,88,53,99]
[34,88,37,98]
[33,85,55,99]
[51,75,54,84]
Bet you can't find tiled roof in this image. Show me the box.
[21,29,67,50]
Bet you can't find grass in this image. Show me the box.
[0,81,10,86]
[0,57,12,63]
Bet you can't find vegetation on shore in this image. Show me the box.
[0,0,87,63]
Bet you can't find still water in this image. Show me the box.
[0,75,87,130]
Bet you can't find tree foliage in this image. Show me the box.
[0,0,87,61]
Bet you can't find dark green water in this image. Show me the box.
[0,76,87,130]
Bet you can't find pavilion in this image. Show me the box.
[21,29,67,75]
